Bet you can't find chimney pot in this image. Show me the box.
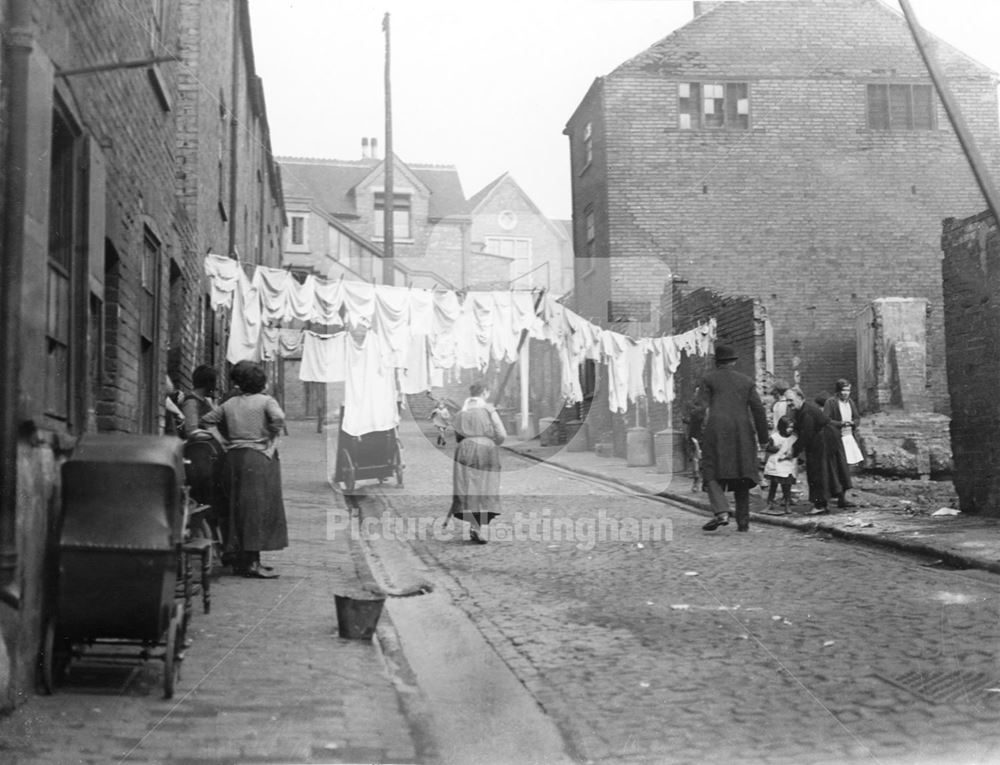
[362,137,370,159]
[371,137,379,159]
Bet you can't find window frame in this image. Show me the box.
[678,81,750,131]
[582,121,593,171]
[289,214,308,249]
[866,82,937,131]
[374,192,413,241]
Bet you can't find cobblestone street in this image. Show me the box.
[361,420,1000,765]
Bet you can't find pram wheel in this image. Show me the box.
[39,617,69,695]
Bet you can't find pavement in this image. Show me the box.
[0,419,430,765]
[499,431,1000,576]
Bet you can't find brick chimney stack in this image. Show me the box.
[693,1,725,17]
[362,137,370,159]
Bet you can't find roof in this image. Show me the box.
[278,156,470,219]
[610,0,997,82]
[468,173,570,243]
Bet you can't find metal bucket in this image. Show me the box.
[334,594,385,640]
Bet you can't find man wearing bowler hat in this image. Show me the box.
[696,344,769,532]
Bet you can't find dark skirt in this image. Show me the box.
[450,438,501,526]
[219,448,289,553]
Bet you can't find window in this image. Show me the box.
[289,214,307,248]
[486,237,533,285]
[867,83,935,130]
[46,109,77,420]
[374,192,412,239]
[678,82,749,130]
[582,121,593,168]
[139,227,161,433]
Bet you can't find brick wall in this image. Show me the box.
[0,0,283,709]
[942,211,1000,516]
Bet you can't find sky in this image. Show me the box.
[247,0,1000,220]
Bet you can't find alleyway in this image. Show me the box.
[2,418,1000,764]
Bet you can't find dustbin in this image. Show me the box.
[334,594,386,640]
[654,429,672,474]
[626,426,654,467]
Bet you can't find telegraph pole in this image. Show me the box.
[382,12,395,285]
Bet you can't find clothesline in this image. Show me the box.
[204,254,716,434]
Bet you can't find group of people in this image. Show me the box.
[690,344,866,532]
[173,362,288,578]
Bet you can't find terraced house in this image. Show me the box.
[565,0,1000,411]
[0,0,283,708]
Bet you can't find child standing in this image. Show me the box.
[429,400,453,446]
[764,415,798,513]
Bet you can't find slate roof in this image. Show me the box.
[611,0,996,82]
[278,156,471,219]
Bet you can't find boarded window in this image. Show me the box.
[679,81,750,130]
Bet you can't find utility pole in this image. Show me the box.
[382,12,394,285]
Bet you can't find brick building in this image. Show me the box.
[0,0,283,708]
[468,172,573,297]
[564,0,1000,411]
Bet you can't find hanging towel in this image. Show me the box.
[300,331,346,383]
[226,270,261,363]
[342,280,376,328]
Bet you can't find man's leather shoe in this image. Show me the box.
[808,505,829,516]
[702,516,729,531]
[837,500,857,509]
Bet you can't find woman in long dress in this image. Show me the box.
[449,382,507,544]
[785,387,854,514]
[823,378,865,467]
[202,362,288,577]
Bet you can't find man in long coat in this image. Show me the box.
[697,345,769,532]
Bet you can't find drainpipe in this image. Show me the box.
[227,0,240,258]
[0,0,33,608]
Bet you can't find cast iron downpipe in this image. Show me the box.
[227,0,240,258]
[0,0,33,608]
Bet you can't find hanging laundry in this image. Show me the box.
[287,275,316,323]
[341,280,376,328]
[313,278,345,326]
[627,338,651,404]
[299,331,347,383]
[226,270,261,363]
[455,292,494,370]
[373,284,411,367]
[650,336,683,404]
[559,343,584,404]
[204,252,241,310]
[408,287,434,337]
[278,328,304,358]
[490,291,519,363]
[599,330,632,414]
[254,267,294,324]
[342,331,400,437]
[259,326,280,361]
[400,334,431,395]
[512,291,542,337]
[430,290,461,370]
